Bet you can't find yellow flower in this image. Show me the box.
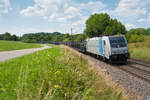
[54,85,60,88]
[54,71,61,75]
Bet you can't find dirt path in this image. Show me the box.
[0,45,50,62]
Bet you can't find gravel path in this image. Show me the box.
[0,45,50,62]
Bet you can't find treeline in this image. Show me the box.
[1,28,150,43]
[20,27,150,43]
[1,13,150,43]
[0,32,19,41]
[126,28,150,42]
[0,32,87,43]
[21,32,87,43]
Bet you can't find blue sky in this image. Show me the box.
[0,0,150,36]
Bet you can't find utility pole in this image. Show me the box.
[70,27,73,41]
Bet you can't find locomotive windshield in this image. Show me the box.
[109,36,127,48]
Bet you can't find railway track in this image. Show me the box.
[128,58,150,67]
[69,45,150,84]
[66,46,150,99]
[117,58,150,83]
[84,51,150,83]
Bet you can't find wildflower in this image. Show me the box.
[54,85,60,88]
[54,71,61,75]
[32,73,34,78]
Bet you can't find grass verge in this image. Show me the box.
[128,35,150,60]
[0,45,126,100]
[0,40,42,51]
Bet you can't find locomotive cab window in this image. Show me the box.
[109,37,127,48]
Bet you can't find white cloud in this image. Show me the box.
[20,0,106,23]
[64,6,81,20]
[111,0,150,18]
[125,23,136,29]
[80,1,106,13]
[138,18,146,22]
[20,6,39,16]
[65,6,80,16]
[20,0,107,33]
[20,0,62,16]
[20,0,78,22]
[138,12,150,23]
[0,0,11,15]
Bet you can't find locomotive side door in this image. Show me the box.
[102,38,110,59]
[102,40,106,58]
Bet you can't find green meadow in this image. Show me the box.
[129,35,150,60]
[0,40,42,51]
[0,46,125,100]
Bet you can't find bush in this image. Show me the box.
[127,34,144,43]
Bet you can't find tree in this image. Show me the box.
[62,34,70,42]
[0,33,19,41]
[146,28,150,35]
[104,19,126,35]
[3,32,12,40]
[84,13,126,37]
[127,34,144,43]
[21,32,65,43]
[72,34,88,41]
[84,13,110,37]
[0,34,3,40]
[125,28,146,43]
[126,28,146,39]
[11,35,18,41]
[127,28,146,35]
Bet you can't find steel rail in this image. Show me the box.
[129,58,150,67]
[117,65,150,83]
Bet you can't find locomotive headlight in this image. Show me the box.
[111,51,116,54]
[124,50,128,53]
